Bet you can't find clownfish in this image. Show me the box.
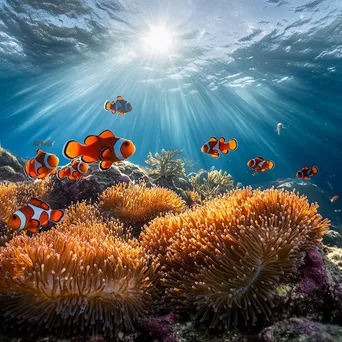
[104,96,133,116]
[7,198,65,234]
[63,130,136,171]
[24,149,59,180]
[330,195,339,203]
[57,159,89,181]
[296,166,318,180]
[201,137,238,158]
[248,156,275,173]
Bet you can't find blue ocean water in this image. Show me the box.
[0,0,341,204]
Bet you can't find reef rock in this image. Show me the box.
[0,166,26,183]
[274,246,342,325]
[323,226,342,248]
[259,318,342,342]
[0,148,26,182]
[277,179,340,224]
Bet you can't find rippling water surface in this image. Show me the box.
[0,0,341,197]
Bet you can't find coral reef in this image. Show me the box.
[99,183,186,230]
[142,187,330,329]
[146,149,186,179]
[190,169,235,199]
[259,318,342,342]
[0,212,158,338]
[0,147,25,174]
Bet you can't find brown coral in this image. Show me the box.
[141,187,330,329]
[0,211,158,337]
[99,183,186,226]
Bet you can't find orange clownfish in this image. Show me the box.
[296,166,318,180]
[248,156,275,173]
[7,198,65,234]
[201,137,238,158]
[24,149,59,180]
[57,159,89,181]
[63,130,136,171]
[331,196,339,203]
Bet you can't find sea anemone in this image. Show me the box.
[183,190,202,207]
[99,183,186,226]
[0,214,158,337]
[141,187,330,328]
[0,180,52,223]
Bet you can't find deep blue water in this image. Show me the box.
[0,0,341,209]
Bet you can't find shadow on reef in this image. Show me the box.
[0,148,341,342]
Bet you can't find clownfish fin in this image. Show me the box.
[257,156,264,161]
[268,161,275,170]
[117,96,123,101]
[261,169,266,172]
[104,101,112,111]
[311,166,319,175]
[100,147,111,159]
[63,140,82,160]
[84,135,99,145]
[99,160,113,171]
[37,173,47,180]
[302,166,309,171]
[36,149,43,155]
[228,139,238,151]
[209,137,217,143]
[57,169,64,180]
[29,198,50,210]
[219,137,225,143]
[211,153,219,159]
[99,130,115,139]
[81,155,97,163]
[50,209,65,223]
[71,160,78,167]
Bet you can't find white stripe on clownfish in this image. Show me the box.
[114,138,125,161]
[27,203,51,221]
[44,153,54,170]
[15,210,27,231]
[33,158,42,174]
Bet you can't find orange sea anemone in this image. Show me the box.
[99,183,186,226]
[0,180,52,224]
[141,187,330,328]
[0,219,158,337]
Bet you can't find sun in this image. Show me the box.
[143,25,174,55]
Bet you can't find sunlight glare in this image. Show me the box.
[143,25,173,55]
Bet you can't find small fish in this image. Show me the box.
[57,159,89,181]
[201,137,238,158]
[296,166,318,180]
[334,209,341,213]
[7,198,65,234]
[331,195,339,203]
[276,122,285,135]
[248,156,275,173]
[24,149,59,180]
[33,139,54,147]
[63,130,136,170]
[104,96,133,116]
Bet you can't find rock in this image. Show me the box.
[258,318,342,342]
[144,312,178,342]
[323,228,342,248]
[0,166,26,182]
[277,179,340,224]
[0,148,26,182]
[325,247,342,270]
[273,247,342,324]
